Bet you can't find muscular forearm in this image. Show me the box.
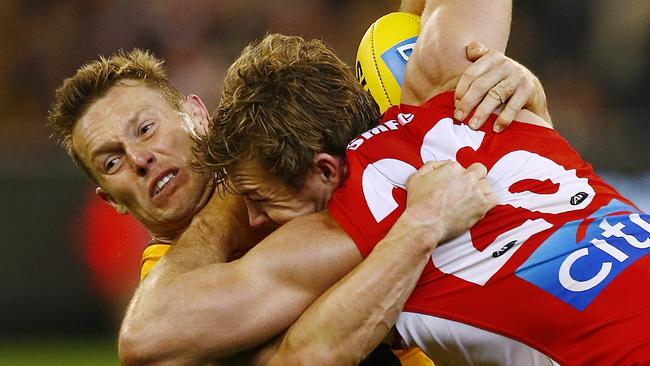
[119,209,361,365]
[267,211,441,366]
[267,161,494,366]
[119,193,271,365]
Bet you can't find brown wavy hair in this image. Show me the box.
[198,33,380,190]
[46,49,184,181]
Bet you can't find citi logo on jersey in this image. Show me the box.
[381,36,417,86]
[517,200,650,311]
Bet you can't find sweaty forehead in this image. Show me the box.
[230,160,265,190]
[71,83,170,158]
[230,159,291,196]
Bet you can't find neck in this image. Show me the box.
[147,213,201,246]
[148,181,218,245]
[149,231,183,246]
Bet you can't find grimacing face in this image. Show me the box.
[71,80,213,238]
[230,157,343,228]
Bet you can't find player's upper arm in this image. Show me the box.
[176,211,361,358]
[119,212,361,364]
[402,0,512,104]
[222,212,362,352]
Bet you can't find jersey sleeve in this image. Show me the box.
[328,191,378,258]
[327,104,414,258]
[327,150,397,257]
[140,243,170,281]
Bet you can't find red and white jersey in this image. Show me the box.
[328,91,650,366]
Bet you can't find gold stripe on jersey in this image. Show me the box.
[140,243,170,281]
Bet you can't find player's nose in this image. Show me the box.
[125,143,156,177]
[245,199,271,228]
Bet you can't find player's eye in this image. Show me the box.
[139,122,154,136]
[104,156,121,173]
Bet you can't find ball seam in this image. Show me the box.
[370,22,391,105]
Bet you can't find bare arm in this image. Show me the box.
[119,163,494,366]
[402,0,512,105]
[399,0,550,130]
[118,192,362,365]
[266,162,495,366]
[400,0,425,15]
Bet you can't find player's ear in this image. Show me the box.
[183,94,210,135]
[313,153,344,187]
[96,187,128,215]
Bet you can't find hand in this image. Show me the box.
[404,161,495,244]
[454,42,551,132]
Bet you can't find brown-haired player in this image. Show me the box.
[47,4,552,366]
[198,1,650,365]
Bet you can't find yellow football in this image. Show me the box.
[356,12,421,113]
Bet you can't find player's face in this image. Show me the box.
[230,159,334,228]
[72,81,213,237]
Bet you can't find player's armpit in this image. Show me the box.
[118,212,361,365]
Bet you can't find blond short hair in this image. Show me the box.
[47,49,184,180]
[198,34,379,189]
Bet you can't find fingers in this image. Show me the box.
[412,160,452,178]
[465,42,489,62]
[466,80,512,129]
[454,50,512,123]
[493,77,534,132]
[467,163,494,210]
[455,44,548,133]
[458,68,534,132]
[474,78,516,131]
[414,161,489,190]
[417,161,486,180]
[466,163,487,180]
[405,160,459,202]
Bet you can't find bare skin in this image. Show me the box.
[121,159,494,366]
[117,1,554,366]
[59,44,546,365]
[72,82,215,243]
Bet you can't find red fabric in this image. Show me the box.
[328,91,650,365]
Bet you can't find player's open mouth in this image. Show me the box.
[153,171,177,197]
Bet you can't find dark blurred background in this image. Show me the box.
[0,1,648,364]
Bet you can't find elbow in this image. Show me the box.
[119,312,199,366]
[118,322,173,366]
[118,328,151,366]
[118,289,187,365]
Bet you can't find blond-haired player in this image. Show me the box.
[48,3,550,366]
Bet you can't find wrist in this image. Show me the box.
[392,209,445,253]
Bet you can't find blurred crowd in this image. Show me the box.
[1,0,648,175]
[0,0,648,335]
